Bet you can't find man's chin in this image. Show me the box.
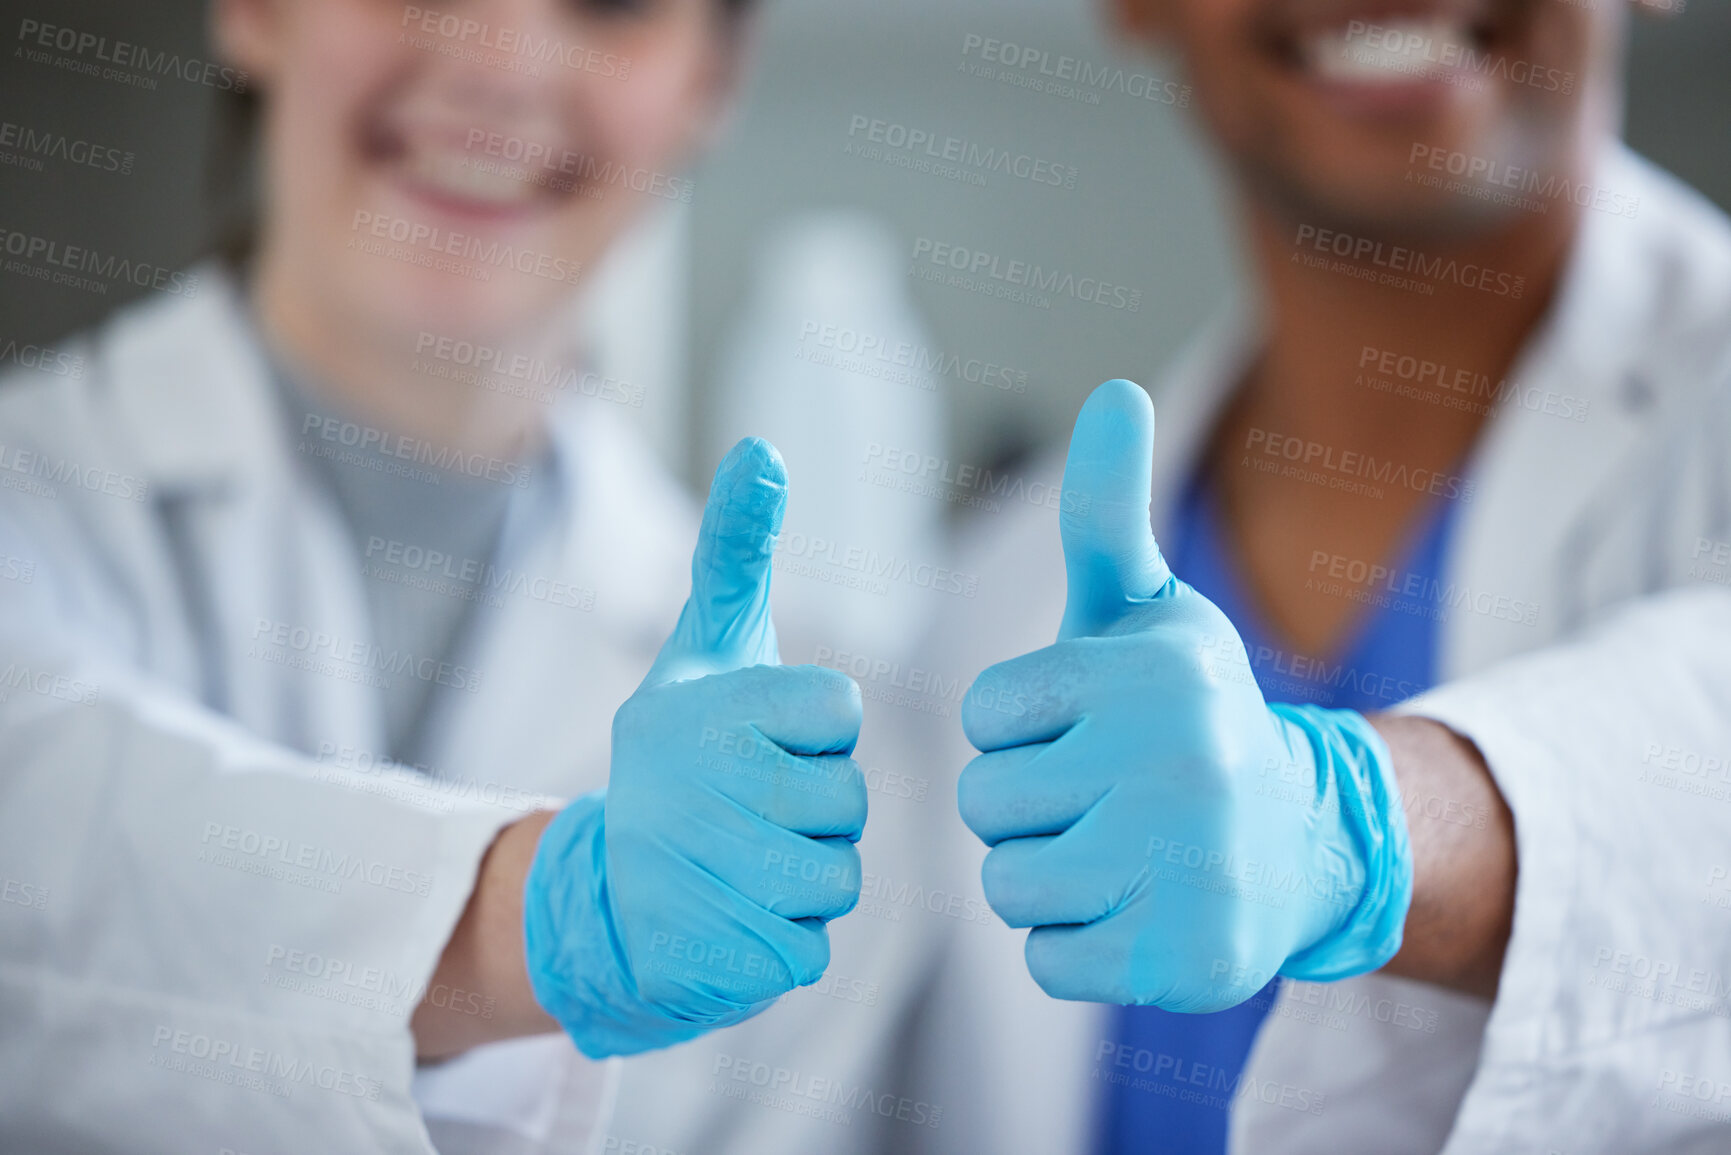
[1246,161,1529,248]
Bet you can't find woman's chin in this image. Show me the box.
[341,257,573,350]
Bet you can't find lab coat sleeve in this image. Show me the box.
[0,519,525,1152]
[1397,585,1731,1154]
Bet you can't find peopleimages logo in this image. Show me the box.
[910,237,1143,313]
[775,532,980,600]
[149,1025,383,1101]
[1340,21,1574,94]
[249,617,484,694]
[1356,344,1591,424]
[796,321,1029,395]
[15,19,248,92]
[710,1053,945,1130]
[0,337,84,378]
[845,114,1078,190]
[363,535,597,613]
[414,331,645,409]
[860,442,1087,516]
[1242,427,1476,503]
[0,438,150,503]
[0,228,199,299]
[960,34,1192,109]
[464,130,693,204]
[0,120,135,175]
[199,821,436,898]
[300,411,534,488]
[349,211,583,285]
[401,6,629,79]
[1304,548,1539,628]
[1292,224,1526,299]
[1408,144,1640,219]
[0,664,98,708]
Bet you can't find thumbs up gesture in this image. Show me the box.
[957,381,1414,1011]
[525,439,867,1057]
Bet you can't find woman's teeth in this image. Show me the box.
[406,146,541,206]
[1302,17,1482,84]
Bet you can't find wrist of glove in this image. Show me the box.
[1267,704,1414,984]
[523,795,768,1058]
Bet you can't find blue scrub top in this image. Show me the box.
[1091,473,1462,1155]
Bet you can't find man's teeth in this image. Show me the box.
[1305,17,1478,84]
[407,148,541,205]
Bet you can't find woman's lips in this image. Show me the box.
[401,142,582,225]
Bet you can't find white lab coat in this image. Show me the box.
[895,145,1731,1154]
[0,269,682,1154]
[0,264,951,1155]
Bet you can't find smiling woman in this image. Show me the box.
[209,0,754,266]
[201,0,754,463]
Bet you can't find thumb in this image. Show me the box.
[646,437,787,687]
[1058,379,1174,640]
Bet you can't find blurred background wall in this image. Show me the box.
[2,0,1727,486]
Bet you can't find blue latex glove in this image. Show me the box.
[957,380,1413,1011]
[524,438,867,1057]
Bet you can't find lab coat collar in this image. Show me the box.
[1510,144,1696,415]
[1141,148,1662,522]
[1440,145,1731,669]
[1146,145,1672,483]
[100,264,608,507]
[98,262,694,777]
[102,262,287,495]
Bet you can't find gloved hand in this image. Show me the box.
[524,438,867,1057]
[957,380,1413,1012]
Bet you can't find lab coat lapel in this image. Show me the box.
[103,268,386,757]
[1439,150,1676,679]
[419,406,695,803]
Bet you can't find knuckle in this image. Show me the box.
[955,767,989,837]
[1024,932,1076,999]
[828,839,862,885]
[818,669,866,729]
[979,847,1024,914]
[840,765,870,831]
[780,666,865,729]
[794,927,831,988]
[960,677,1009,747]
[823,664,863,704]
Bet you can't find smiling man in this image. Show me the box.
[912,0,1731,1152]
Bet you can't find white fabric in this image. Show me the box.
[0,270,696,1153]
[902,146,1731,1154]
